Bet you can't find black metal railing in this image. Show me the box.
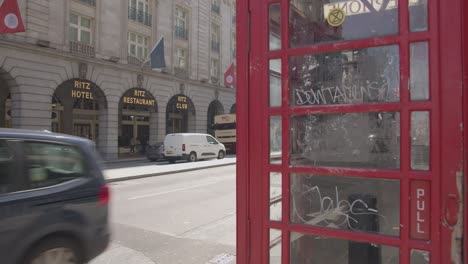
[211,41,220,52]
[175,26,188,40]
[79,0,96,6]
[174,67,188,76]
[128,7,152,27]
[211,4,220,14]
[70,41,95,57]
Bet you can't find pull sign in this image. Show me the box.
[410,181,430,240]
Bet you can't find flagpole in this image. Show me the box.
[141,34,164,69]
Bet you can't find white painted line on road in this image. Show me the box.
[128,181,221,200]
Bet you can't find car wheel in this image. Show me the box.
[188,152,197,162]
[218,150,225,159]
[23,237,83,264]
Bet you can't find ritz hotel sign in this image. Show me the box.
[72,80,94,99]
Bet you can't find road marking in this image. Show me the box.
[128,181,220,200]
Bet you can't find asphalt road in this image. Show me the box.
[90,164,236,264]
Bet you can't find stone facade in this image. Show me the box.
[0,0,236,160]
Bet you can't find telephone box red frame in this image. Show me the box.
[237,0,465,263]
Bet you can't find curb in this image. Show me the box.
[106,161,236,183]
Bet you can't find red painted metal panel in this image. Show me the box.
[410,181,431,240]
[235,0,249,263]
[463,0,468,262]
[439,0,464,263]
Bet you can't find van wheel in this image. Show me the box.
[168,159,176,164]
[218,150,225,159]
[23,236,84,264]
[188,152,197,162]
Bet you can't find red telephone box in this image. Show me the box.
[236,0,465,263]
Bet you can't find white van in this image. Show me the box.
[163,133,226,163]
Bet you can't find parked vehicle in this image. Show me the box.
[0,129,110,264]
[163,133,226,163]
[146,142,165,162]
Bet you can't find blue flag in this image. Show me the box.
[148,36,166,69]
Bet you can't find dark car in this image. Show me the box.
[0,129,110,264]
[146,142,165,162]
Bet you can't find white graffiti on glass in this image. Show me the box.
[295,81,391,105]
[292,185,385,230]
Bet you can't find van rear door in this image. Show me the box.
[164,134,181,156]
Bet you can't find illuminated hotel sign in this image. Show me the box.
[176,95,188,110]
[72,80,95,99]
[123,89,156,106]
[323,0,420,18]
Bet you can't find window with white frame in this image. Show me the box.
[211,23,220,52]
[129,0,149,14]
[211,58,219,78]
[69,13,92,44]
[128,0,151,26]
[128,32,149,61]
[174,7,188,39]
[174,47,187,70]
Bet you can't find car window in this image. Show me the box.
[24,141,86,189]
[0,140,16,194]
[206,136,218,144]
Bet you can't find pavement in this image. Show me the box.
[103,156,237,182]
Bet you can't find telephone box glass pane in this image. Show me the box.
[409,0,428,32]
[411,250,430,264]
[410,42,429,101]
[290,45,400,107]
[270,116,282,164]
[290,112,400,169]
[411,112,430,170]
[289,0,399,48]
[269,3,281,51]
[291,174,400,236]
[270,172,282,221]
[270,229,282,264]
[290,233,400,264]
[270,59,282,107]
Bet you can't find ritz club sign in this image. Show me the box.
[176,95,188,110]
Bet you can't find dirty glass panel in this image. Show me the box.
[290,233,399,264]
[290,45,400,106]
[270,116,282,164]
[411,112,430,170]
[269,3,281,51]
[290,112,400,169]
[409,0,428,32]
[289,0,399,48]
[270,59,282,107]
[270,229,282,264]
[411,250,430,264]
[410,42,429,101]
[291,174,400,236]
[270,172,282,221]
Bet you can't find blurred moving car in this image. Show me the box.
[0,129,110,264]
[146,142,165,162]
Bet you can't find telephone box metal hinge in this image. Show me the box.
[247,11,251,54]
[248,218,251,261]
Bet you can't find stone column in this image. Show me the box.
[97,101,119,160]
[149,111,159,144]
[10,86,52,131]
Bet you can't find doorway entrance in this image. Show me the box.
[166,94,196,134]
[237,0,464,263]
[52,79,106,141]
[118,88,157,156]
